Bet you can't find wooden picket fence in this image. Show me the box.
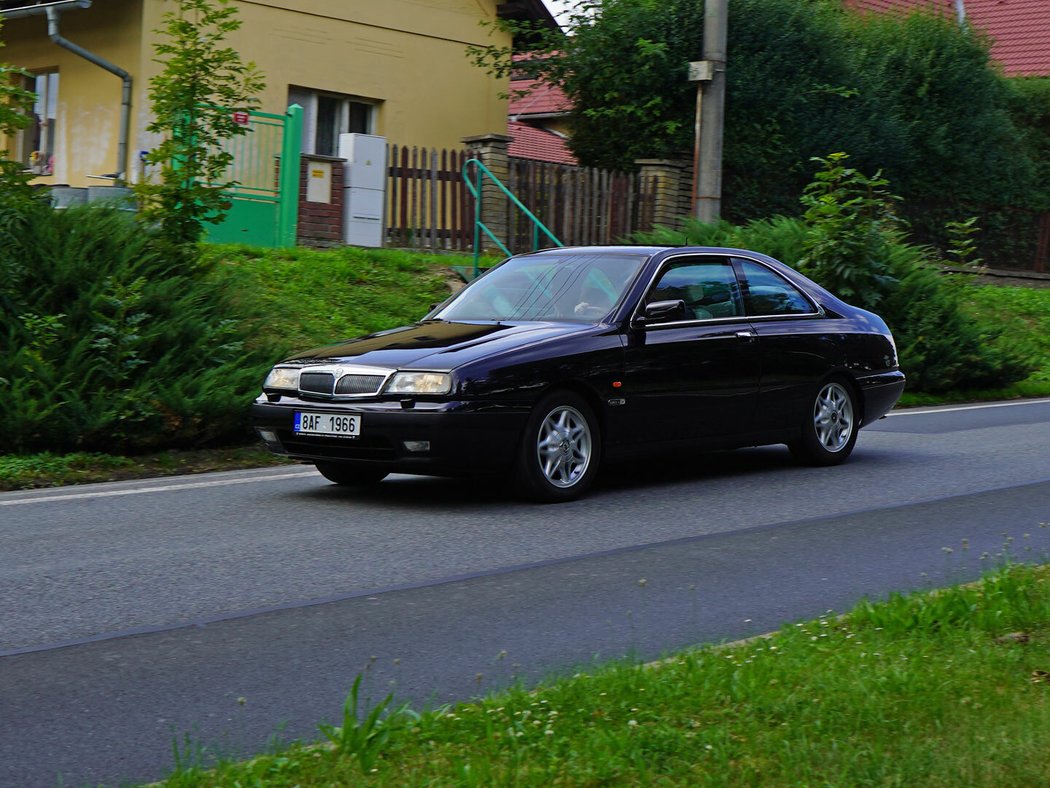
[505,158,656,250]
[385,144,656,252]
[386,145,473,250]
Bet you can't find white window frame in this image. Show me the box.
[288,86,377,156]
[19,70,59,175]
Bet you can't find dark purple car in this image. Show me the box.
[251,246,905,502]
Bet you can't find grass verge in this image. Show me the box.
[899,283,1050,407]
[159,560,1050,786]
[205,243,470,355]
[0,445,292,491]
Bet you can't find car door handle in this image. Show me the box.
[735,330,756,341]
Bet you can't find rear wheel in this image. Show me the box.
[315,462,388,486]
[789,379,858,466]
[516,392,601,503]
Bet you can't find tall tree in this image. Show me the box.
[135,0,265,250]
[0,17,38,208]
[473,0,1045,229]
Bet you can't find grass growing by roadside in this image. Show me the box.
[159,559,1050,787]
[204,243,465,355]
[0,446,293,491]
[891,282,1050,407]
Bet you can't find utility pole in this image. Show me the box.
[690,0,728,223]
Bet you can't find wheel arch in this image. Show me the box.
[829,369,866,428]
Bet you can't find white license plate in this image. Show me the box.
[294,411,361,438]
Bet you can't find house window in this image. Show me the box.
[20,71,59,175]
[289,86,376,156]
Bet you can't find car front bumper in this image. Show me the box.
[250,397,531,476]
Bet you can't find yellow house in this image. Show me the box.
[0,0,556,187]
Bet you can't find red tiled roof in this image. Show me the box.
[509,53,572,118]
[507,120,577,165]
[846,0,1050,76]
[509,77,573,117]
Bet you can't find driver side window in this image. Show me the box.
[649,258,743,320]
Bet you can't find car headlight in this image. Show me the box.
[263,366,300,391]
[385,371,452,395]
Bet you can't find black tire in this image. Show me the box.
[789,378,859,466]
[515,391,601,503]
[315,462,388,486]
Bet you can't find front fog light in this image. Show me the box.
[257,429,279,443]
[403,440,431,453]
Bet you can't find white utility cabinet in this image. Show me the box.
[339,133,387,247]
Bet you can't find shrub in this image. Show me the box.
[797,153,899,310]
[0,202,275,453]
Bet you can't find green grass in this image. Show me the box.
[205,243,468,355]
[159,559,1050,786]
[0,446,292,491]
[895,282,1050,407]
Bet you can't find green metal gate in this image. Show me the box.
[206,104,303,248]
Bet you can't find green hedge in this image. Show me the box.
[0,202,276,453]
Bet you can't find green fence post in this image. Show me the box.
[277,103,303,247]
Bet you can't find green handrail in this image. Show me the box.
[462,157,562,279]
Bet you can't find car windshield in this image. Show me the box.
[435,252,649,323]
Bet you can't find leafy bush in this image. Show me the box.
[0,202,276,453]
[883,261,1033,392]
[798,153,899,310]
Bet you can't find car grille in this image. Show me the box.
[299,371,386,398]
[336,374,385,395]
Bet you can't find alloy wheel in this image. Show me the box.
[535,405,593,488]
[813,381,855,453]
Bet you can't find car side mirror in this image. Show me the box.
[637,299,686,325]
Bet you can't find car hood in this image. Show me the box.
[282,320,599,370]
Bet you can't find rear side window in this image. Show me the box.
[735,259,816,316]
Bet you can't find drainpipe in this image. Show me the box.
[955,0,967,28]
[45,5,132,183]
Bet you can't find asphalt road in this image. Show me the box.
[2,399,1049,787]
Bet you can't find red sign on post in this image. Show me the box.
[232,111,250,125]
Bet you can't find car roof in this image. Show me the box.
[525,245,780,256]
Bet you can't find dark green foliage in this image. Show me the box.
[841,12,1042,262]
[556,0,706,170]
[845,12,1036,208]
[882,262,1032,393]
[0,202,276,453]
[798,153,899,309]
[477,0,1050,263]
[1007,77,1050,186]
[721,0,906,220]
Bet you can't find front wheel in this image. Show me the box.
[315,462,388,486]
[516,392,601,503]
[789,379,858,466]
